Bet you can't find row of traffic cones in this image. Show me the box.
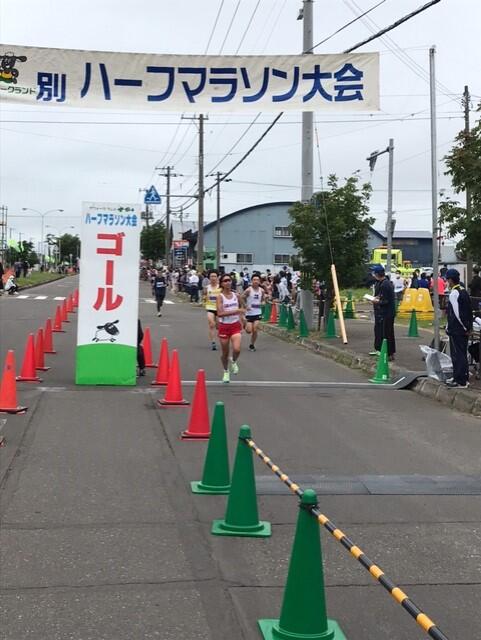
[265,301,310,339]
[190,412,344,638]
[0,289,79,414]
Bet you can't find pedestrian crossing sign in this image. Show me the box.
[144,185,161,204]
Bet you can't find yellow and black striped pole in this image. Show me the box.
[243,435,450,640]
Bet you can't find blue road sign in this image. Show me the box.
[144,185,161,204]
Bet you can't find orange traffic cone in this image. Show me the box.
[157,349,189,406]
[44,318,56,354]
[0,351,28,414]
[181,369,211,439]
[53,306,65,332]
[61,299,70,323]
[151,337,170,385]
[268,302,278,324]
[35,328,50,372]
[72,289,79,307]
[142,327,156,368]
[16,334,41,382]
[66,294,74,313]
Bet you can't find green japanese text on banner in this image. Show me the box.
[76,202,140,386]
[0,45,379,112]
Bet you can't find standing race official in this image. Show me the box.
[371,266,396,361]
[445,268,473,388]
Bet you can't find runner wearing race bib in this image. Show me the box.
[242,274,264,351]
[216,273,244,383]
[203,270,221,350]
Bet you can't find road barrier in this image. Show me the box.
[243,432,450,640]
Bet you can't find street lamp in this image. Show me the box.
[21,208,64,267]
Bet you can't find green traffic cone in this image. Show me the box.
[279,304,288,328]
[212,425,271,538]
[191,402,230,495]
[407,309,419,337]
[369,338,391,384]
[298,309,309,338]
[261,302,270,322]
[344,292,355,319]
[258,489,347,640]
[324,312,336,339]
[287,306,296,331]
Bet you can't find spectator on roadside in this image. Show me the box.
[370,266,396,361]
[469,267,481,312]
[418,272,430,289]
[4,274,18,295]
[22,259,29,278]
[392,270,405,303]
[445,268,473,388]
[137,319,146,377]
[189,270,200,303]
[14,260,21,279]
[410,270,420,289]
[0,261,4,295]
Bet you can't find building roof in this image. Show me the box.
[373,229,433,240]
[202,201,296,232]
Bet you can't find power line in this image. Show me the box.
[204,0,226,54]
[2,115,464,125]
[308,0,387,52]
[235,0,261,54]
[219,0,242,54]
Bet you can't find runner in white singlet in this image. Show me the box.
[216,273,245,383]
[241,274,264,351]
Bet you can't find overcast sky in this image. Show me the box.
[1,0,480,249]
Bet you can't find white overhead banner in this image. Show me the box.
[0,45,379,112]
[76,202,140,386]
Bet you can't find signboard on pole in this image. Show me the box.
[76,202,140,385]
[0,45,380,112]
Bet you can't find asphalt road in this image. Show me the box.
[1,278,481,639]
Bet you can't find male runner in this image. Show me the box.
[242,273,264,351]
[203,270,221,350]
[216,273,244,383]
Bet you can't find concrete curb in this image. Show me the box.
[260,322,481,418]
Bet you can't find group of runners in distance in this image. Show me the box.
[204,270,265,383]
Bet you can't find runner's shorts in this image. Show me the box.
[245,314,262,323]
[218,321,242,339]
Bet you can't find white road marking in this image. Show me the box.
[54,296,66,300]
[141,298,174,304]
[34,296,48,300]
[17,295,30,299]
[164,300,174,304]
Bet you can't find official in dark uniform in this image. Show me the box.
[372,266,396,360]
[445,268,473,388]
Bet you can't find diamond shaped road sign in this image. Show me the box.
[144,185,162,204]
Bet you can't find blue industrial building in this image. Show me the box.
[191,201,433,272]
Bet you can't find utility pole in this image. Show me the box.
[207,172,232,269]
[386,138,395,275]
[367,140,395,274]
[429,46,440,351]
[157,165,181,268]
[182,114,207,269]
[198,114,205,269]
[300,0,314,202]
[0,205,7,263]
[463,85,473,284]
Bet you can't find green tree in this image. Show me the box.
[5,240,38,266]
[439,105,481,264]
[140,221,166,261]
[58,233,80,262]
[289,174,373,312]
